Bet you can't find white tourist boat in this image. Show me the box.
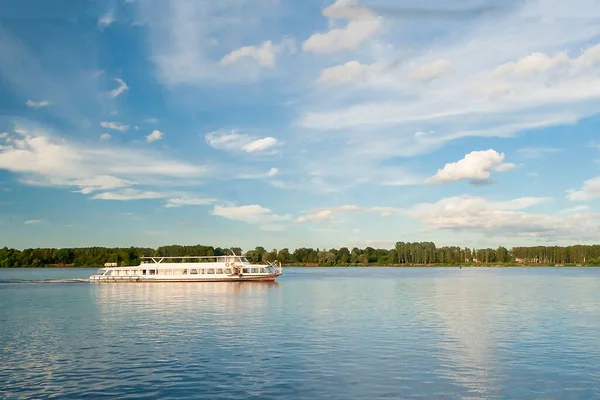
[89,253,282,283]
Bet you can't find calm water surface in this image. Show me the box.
[1,267,600,399]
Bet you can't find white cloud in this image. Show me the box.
[24,219,43,225]
[100,133,111,140]
[100,121,129,132]
[25,100,51,109]
[165,197,216,208]
[410,194,599,241]
[211,204,292,231]
[237,167,280,180]
[242,137,277,153]
[98,14,115,28]
[567,177,600,201]
[296,1,600,185]
[560,205,591,214]
[145,118,158,124]
[266,167,278,178]
[317,60,386,85]
[146,130,164,143]
[73,175,131,194]
[411,59,453,82]
[108,78,129,98]
[137,0,292,85]
[220,40,277,68]
[205,130,279,154]
[426,149,515,185]
[0,125,208,199]
[297,204,403,223]
[302,0,381,54]
[91,189,165,201]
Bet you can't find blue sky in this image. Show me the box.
[1,0,600,251]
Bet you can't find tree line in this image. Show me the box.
[1,242,600,267]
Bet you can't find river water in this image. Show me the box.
[1,267,600,399]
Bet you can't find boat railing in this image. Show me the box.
[139,255,251,264]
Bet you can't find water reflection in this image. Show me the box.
[425,270,503,398]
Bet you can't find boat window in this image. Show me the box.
[243,268,250,274]
[224,269,232,274]
[190,269,198,274]
[207,268,214,274]
[251,268,259,273]
[182,269,188,274]
[149,269,156,275]
[216,268,223,274]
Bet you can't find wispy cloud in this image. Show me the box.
[108,78,128,98]
[0,124,208,201]
[25,100,51,109]
[220,40,278,69]
[411,194,599,241]
[517,147,562,159]
[24,219,44,225]
[205,130,279,154]
[165,197,216,208]
[100,121,129,132]
[98,14,115,28]
[211,204,292,231]
[100,133,111,140]
[297,205,404,223]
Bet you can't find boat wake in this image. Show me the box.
[0,278,89,284]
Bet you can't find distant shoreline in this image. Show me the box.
[3,263,599,269]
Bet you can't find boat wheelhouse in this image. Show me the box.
[89,254,282,283]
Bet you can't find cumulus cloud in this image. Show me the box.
[108,78,129,98]
[302,0,381,54]
[220,40,277,68]
[205,130,279,154]
[426,149,515,185]
[297,204,403,223]
[25,100,51,109]
[146,130,164,143]
[211,204,292,231]
[567,177,600,201]
[100,133,111,140]
[100,121,129,132]
[410,194,600,241]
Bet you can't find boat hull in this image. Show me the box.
[89,275,279,283]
